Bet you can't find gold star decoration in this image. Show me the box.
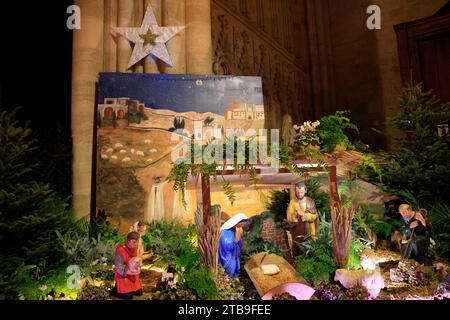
[140,28,160,47]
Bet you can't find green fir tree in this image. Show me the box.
[382,84,450,205]
[0,108,72,278]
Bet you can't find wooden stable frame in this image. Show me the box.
[199,158,340,226]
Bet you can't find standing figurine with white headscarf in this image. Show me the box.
[218,213,249,277]
[129,221,147,258]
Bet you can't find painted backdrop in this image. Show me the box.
[95,73,265,231]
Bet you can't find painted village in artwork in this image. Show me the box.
[95,73,267,232]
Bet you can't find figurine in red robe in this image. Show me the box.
[114,231,143,299]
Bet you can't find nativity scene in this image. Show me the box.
[1,0,449,303]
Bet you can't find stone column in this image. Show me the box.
[315,0,331,116]
[324,0,337,115]
[72,0,104,220]
[117,0,135,72]
[134,0,145,73]
[144,0,163,73]
[104,0,117,72]
[162,0,186,74]
[185,0,212,74]
[316,0,336,116]
[305,0,323,119]
[305,0,335,119]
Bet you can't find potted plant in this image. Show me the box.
[315,111,359,153]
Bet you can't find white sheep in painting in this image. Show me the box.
[146,158,153,163]
[101,154,108,160]
[115,143,123,148]
[150,149,157,153]
[144,139,151,144]
[106,148,114,153]
[122,157,131,162]
[131,148,135,154]
[111,155,118,160]
[136,150,145,157]
[120,149,127,154]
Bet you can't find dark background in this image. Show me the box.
[0,1,73,198]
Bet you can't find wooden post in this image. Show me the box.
[201,174,212,226]
[328,164,339,208]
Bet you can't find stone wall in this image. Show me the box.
[211,0,312,130]
[260,216,289,253]
[327,0,448,148]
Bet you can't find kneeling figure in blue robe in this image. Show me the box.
[218,213,249,277]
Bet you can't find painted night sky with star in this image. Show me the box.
[98,73,264,115]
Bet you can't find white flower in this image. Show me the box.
[39,285,48,292]
[430,238,436,246]
[298,120,319,133]
[90,259,99,266]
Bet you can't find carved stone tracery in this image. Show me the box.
[212,0,309,131]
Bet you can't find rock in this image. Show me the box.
[435,275,450,295]
[262,283,315,301]
[434,262,449,279]
[397,260,430,286]
[317,283,347,300]
[390,260,430,286]
[272,293,297,300]
[335,268,385,299]
[398,260,420,274]
[346,285,369,300]
[390,268,406,283]
[409,270,429,286]
[359,270,385,299]
[335,269,366,288]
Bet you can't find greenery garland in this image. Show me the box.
[167,137,307,208]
